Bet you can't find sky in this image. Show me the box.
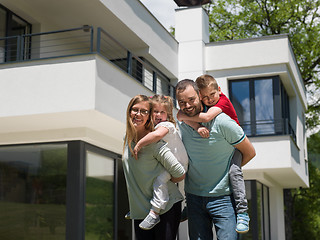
[140,0,178,31]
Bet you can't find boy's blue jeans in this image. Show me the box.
[186,193,237,240]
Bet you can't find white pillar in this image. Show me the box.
[175,6,209,80]
[269,186,286,240]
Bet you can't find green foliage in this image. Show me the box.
[284,131,320,239]
[307,131,320,168]
[85,177,114,240]
[205,0,320,129]
[291,162,320,239]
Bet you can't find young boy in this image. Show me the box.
[177,74,250,234]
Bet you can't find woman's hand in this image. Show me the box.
[171,174,185,183]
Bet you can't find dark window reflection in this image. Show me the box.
[0,144,67,240]
[230,81,251,134]
[255,79,275,135]
[85,151,114,240]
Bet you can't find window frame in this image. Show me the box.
[229,76,291,138]
[0,140,123,240]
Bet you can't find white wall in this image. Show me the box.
[0,55,155,154]
[175,6,209,80]
[0,57,96,117]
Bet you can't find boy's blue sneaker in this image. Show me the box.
[236,212,250,234]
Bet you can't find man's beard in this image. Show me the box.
[183,103,202,117]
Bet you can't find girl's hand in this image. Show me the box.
[197,126,210,138]
[133,144,141,160]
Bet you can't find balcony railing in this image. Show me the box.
[0,26,175,100]
[240,118,296,143]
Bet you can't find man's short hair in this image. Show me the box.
[176,79,199,95]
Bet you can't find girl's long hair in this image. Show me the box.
[123,95,154,155]
[151,94,176,126]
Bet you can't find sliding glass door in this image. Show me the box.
[0,4,31,62]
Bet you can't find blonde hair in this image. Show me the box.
[151,94,176,126]
[195,74,219,90]
[123,95,154,155]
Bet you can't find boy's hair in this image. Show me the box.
[195,74,219,90]
[151,94,176,126]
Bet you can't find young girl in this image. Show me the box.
[132,95,189,230]
[122,95,185,239]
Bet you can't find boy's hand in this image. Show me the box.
[177,110,186,121]
[133,144,141,160]
[197,126,210,138]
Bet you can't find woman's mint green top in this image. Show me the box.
[122,140,185,219]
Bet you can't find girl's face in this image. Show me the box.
[130,101,150,129]
[153,103,168,125]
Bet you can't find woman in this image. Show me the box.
[122,95,185,240]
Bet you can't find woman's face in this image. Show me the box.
[130,101,150,130]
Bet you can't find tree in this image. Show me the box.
[204,0,320,129]
[283,131,320,240]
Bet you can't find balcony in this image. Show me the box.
[241,118,296,144]
[0,25,176,100]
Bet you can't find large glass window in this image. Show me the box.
[85,150,114,240]
[240,180,270,240]
[0,7,7,62]
[229,76,291,138]
[0,144,67,240]
[0,141,128,240]
[0,4,31,62]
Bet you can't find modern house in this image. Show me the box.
[0,1,308,239]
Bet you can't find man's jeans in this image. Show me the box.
[186,193,237,240]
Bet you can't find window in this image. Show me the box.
[0,4,32,62]
[85,150,115,239]
[240,180,270,240]
[0,141,129,240]
[0,144,68,240]
[229,76,291,138]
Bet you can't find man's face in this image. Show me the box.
[176,85,202,117]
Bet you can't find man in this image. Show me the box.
[176,79,256,240]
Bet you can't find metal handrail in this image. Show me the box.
[240,118,296,142]
[96,27,175,100]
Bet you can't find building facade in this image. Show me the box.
[0,1,308,239]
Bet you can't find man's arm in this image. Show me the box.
[234,136,256,166]
[177,107,222,123]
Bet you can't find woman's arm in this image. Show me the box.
[133,126,169,159]
[171,174,185,183]
[177,107,222,123]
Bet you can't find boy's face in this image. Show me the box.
[200,85,221,107]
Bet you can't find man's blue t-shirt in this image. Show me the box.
[178,113,245,197]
